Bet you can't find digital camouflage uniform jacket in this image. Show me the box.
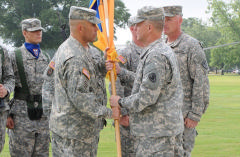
[0,47,15,111]
[119,39,184,137]
[166,33,210,122]
[50,36,112,140]
[9,44,49,132]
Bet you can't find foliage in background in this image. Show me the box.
[0,0,130,49]
[207,0,240,70]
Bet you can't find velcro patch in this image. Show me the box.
[117,55,127,64]
[201,60,208,70]
[82,68,90,80]
[148,73,156,83]
[49,61,55,70]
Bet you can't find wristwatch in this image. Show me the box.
[118,98,123,108]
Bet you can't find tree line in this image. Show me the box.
[0,0,240,71]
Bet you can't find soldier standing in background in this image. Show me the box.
[42,56,55,120]
[110,6,184,156]
[109,16,143,157]
[6,18,50,157]
[163,5,210,157]
[0,46,15,153]
[50,6,119,157]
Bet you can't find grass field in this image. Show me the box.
[1,75,240,157]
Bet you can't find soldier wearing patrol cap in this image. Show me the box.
[164,5,210,157]
[108,16,144,156]
[50,6,119,157]
[6,18,50,156]
[109,6,184,156]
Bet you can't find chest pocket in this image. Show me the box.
[78,71,90,93]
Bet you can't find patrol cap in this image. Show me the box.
[128,16,137,27]
[163,5,183,17]
[132,6,165,24]
[69,6,102,24]
[21,18,45,32]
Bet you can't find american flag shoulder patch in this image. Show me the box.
[82,68,90,80]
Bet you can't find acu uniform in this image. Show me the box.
[119,38,184,157]
[8,19,50,157]
[113,40,142,157]
[164,6,210,157]
[50,6,111,157]
[0,47,15,153]
[117,7,184,156]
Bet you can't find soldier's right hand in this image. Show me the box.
[6,117,14,129]
[120,115,129,127]
[105,60,121,74]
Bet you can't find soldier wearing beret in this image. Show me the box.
[6,18,50,156]
[50,6,119,157]
[110,6,184,156]
[163,5,210,157]
[0,46,15,153]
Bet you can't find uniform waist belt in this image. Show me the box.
[14,87,42,102]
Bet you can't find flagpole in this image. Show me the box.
[103,0,122,156]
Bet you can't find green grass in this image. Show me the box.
[1,75,240,157]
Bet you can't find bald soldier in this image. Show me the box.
[163,5,210,157]
[110,6,184,156]
[50,6,119,157]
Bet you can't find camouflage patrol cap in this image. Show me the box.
[128,16,136,27]
[69,6,102,24]
[163,5,183,17]
[21,18,45,32]
[132,6,165,24]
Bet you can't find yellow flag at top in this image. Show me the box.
[89,0,118,79]
[89,1,122,156]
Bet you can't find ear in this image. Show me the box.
[148,23,153,32]
[179,16,183,25]
[22,30,28,38]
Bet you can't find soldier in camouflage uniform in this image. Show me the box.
[42,56,55,120]
[50,6,119,157]
[110,6,184,156]
[6,18,50,157]
[109,16,143,157]
[0,46,15,153]
[163,5,210,157]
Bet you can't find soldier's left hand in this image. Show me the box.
[112,107,120,120]
[104,47,110,59]
[184,118,198,128]
[0,84,8,98]
[110,95,121,108]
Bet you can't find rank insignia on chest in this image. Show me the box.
[33,49,39,56]
[49,61,55,70]
[117,55,127,64]
[82,68,90,80]
[47,68,53,76]
[148,73,156,83]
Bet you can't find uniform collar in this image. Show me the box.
[166,32,184,48]
[140,38,162,59]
